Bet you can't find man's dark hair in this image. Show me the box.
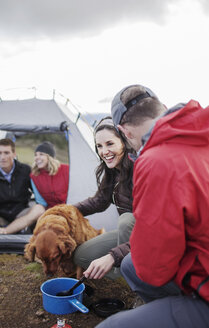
[120,85,165,126]
[0,138,16,152]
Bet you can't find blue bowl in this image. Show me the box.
[41,277,89,315]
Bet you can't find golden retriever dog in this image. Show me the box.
[24,204,104,276]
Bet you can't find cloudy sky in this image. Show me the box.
[0,0,209,115]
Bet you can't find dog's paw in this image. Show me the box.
[34,256,42,264]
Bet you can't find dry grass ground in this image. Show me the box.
[0,253,138,328]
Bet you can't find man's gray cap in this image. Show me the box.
[111,84,158,126]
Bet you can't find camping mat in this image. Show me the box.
[0,234,31,254]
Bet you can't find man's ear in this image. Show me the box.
[118,124,132,139]
[13,151,17,160]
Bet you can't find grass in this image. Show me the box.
[16,146,35,166]
[0,270,14,276]
[25,262,42,273]
[15,135,69,165]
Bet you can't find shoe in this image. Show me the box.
[19,226,32,234]
[131,295,144,308]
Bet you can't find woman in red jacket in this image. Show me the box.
[30,141,69,209]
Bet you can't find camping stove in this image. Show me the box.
[50,318,72,328]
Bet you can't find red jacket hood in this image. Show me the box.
[141,100,209,155]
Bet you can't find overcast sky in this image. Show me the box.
[0,0,209,114]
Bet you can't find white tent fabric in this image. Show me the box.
[0,97,118,232]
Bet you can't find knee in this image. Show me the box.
[118,213,129,233]
[73,243,86,265]
[73,244,81,260]
[120,253,131,277]
[118,213,134,230]
[117,214,135,243]
[35,204,45,217]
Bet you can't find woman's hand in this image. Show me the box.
[83,254,115,279]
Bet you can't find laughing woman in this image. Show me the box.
[30,141,69,209]
[73,117,135,279]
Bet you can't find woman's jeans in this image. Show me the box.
[73,213,135,279]
[121,253,181,303]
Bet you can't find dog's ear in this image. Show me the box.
[58,235,77,256]
[24,241,36,261]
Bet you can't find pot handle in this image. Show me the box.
[68,299,89,313]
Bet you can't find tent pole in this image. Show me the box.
[66,129,71,204]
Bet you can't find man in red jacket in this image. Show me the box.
[96,84,209,328]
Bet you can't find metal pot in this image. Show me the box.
[40,277,89,315]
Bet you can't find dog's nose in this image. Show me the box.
[46,272,54,278]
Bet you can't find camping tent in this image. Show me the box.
[0,95,118,253]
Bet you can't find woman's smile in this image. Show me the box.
[95,129,124,169]
[35,152,49,169]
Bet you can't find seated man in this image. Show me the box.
[0,138,45,234]
[84,84,209,328]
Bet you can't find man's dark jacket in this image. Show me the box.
[0,160,32,222]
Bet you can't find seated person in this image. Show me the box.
[73,117,135,279]
[93,84,209,328]
[30,141,69,208]
[0,138,45,234]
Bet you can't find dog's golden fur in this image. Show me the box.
[24,204,104,276]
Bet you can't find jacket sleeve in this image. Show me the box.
[131,153,186,286]
[109,242,130,267]
[73,188,112,216]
